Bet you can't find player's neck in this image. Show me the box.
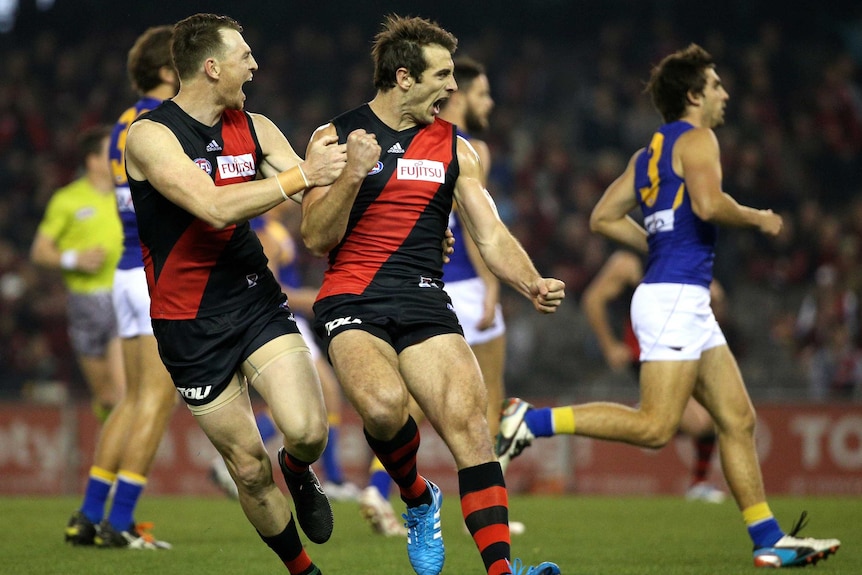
[172,87,225,127]
[368,93,418,132]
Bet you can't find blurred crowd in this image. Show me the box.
[1,6,861,402]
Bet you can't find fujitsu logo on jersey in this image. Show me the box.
[217,153,256,180]
[397,158,445,183]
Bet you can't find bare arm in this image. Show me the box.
[589,150,649,253]
[253,113,347,205]
[581,251,642,371]
[30,232,106,274]
[681,128,782,235]
[301,124,381,256]
[125,116,346,229]
[454,137,564,313]
[457,137,500,329]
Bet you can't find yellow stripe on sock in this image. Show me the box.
[328,413,342,426]
[90,466,117,484]
[743,502,774,526]
[369,457,385,473]
[552,407,576,435]
[117,470,148,486]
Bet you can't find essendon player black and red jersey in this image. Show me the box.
[317,104,459,301]
[129,100,278,319]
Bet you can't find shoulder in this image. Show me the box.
[677,126,719,152]
[456,136,482,174]
[310,122,337,143]
[126,118,177,150]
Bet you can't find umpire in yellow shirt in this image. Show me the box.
[31,125,125,421]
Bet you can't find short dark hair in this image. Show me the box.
[453,56,485,91]
[171,13,243,81]
[77,125,111,164]
[371,14,458,91]
[127,25,174,94]
[646,43,715,123]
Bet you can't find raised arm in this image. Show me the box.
[253,113,347,205]
[453,137,564,313]
[300,124,381,256]
[125,115,345,229]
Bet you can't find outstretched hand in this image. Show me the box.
[531,277,565,313]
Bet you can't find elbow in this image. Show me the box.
[589,211,608,235]
[691,200,716,223]
[303,239,330,258]
[300,225,332,257]
[200,205,233,230]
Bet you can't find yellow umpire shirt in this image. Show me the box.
[35,176,122,294]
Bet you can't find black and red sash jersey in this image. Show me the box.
[317,104,459,301]
[129,100,278,319]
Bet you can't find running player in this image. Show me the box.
[301,14,564,575]
[496,43,840,569]
[124,13,347,574]
[64,26,178,550]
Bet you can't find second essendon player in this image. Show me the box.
[300,14,565,575]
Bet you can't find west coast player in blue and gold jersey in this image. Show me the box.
[64,24,177,550]
[497,44,840,569]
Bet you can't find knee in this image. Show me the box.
[639,419,678,449]
[357,392,407,437]
[230,451,273,495]
[723,404,757,439]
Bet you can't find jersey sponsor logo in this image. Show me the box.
[387,142,405,154]
[324,316,362,336]
[194,158,213,174]
[205,139,223,152]
[177,385,213,401]
[396,158,445,183]
[368,161,384,176]
[644,208,675,235]
[217,153,256,180]
[115,185,135,213]
[246,273,258,288]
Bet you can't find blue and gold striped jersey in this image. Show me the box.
[634,120,717,288]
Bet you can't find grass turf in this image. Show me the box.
[2,495,857,574]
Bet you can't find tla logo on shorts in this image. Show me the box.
[397,158,445,183]
[177,385,212,401]
[217,153,256,180]
[324,316,362,336]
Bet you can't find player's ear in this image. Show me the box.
[396,67,412,90]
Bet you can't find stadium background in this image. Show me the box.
[0,0,860,495]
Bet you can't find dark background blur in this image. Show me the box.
[2,0,862,404]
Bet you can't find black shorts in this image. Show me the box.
[312,279,463,356]
[153,292,300,407]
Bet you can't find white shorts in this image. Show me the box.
[446,276,506,346]
[294,314,321,362]
[631,283,726,362]
[112,267,154,338]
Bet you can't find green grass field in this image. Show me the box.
[2,495,858,574]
